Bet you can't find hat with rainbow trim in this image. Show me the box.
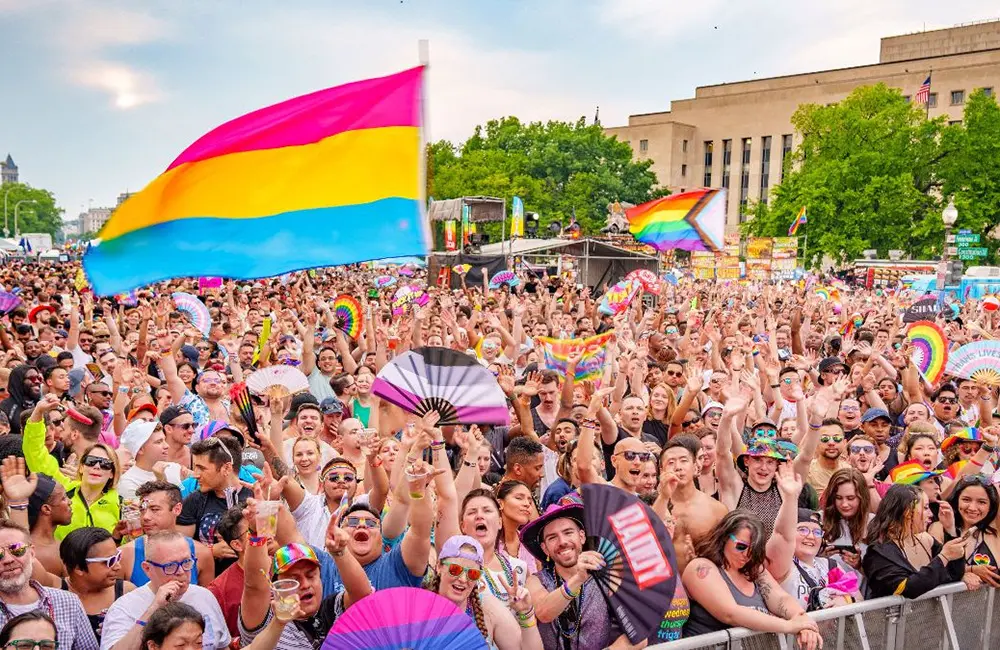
[272,543,320,577]
[889,460,944,485]
[941,427,983,453]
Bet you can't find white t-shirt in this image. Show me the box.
[70,345,93,371]
[308,367,336,402]
[118,464,184,501]
[291,492,334,548]
[100,584,229,650]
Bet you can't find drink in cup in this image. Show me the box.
[123,500,143,538]
[405,465,428,500]
[256,501,280,538]
[359,427,378,449]
[272,579,300,618]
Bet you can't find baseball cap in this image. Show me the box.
[272,543,320,577]
[28,474,57,529]
[319,397,345,415]
[439,535,484,564]
[701,401,724,416]
[127,403,158,421]
[861,408,892,424]
[286,393,319,421]
[818,357,848,374]
[159,405,190,426]
[120,420,160,457]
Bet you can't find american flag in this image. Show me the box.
[915,74,931,104]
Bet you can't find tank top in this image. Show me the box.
[737,480,783,536]
[61,578,124,641]
[684,567,768,637]
[536,570,612,650]
[130,535,199,587]
[967,533,998,568]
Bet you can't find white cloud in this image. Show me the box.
[72,61,162,109]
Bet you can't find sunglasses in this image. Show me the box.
[618,450,653,463]
[343,516,379,529]
[728,534,750,553]
[849,444,876,454]
[86,550,122,568]
[937,396,958,404]
[958,442,981,453]
[170,421,196,430]
[325,472,356,483]
[89,390,112,397]
[82,456,115,471]
[825,369,847,376]
[202,437,234,465]
[47,417,64,427]
[441,561,482,581]
[5,641,58,650]
[682,420,697,428]
[705,410,722,418]
[819,436,844,444]
[782,377,797,385]
[0,542,31,562]
[754,428,777,438]
[666,370,683,378]
[796,527,824,539]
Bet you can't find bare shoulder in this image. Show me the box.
[683,558,717,581]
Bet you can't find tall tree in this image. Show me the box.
[742,84,952,266]
[0,183,62,238]
[428,116,665,238]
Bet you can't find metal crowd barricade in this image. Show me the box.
[648,583,998,650]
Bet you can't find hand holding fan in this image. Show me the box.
[171,292,211,337]
[452,264,471,275]
[246,366,310,399]
[946,341,1000,386]
[332,295,362,339]
[625,269,660,295]
[372,347,510,426]
[228,382,260,445]
[599,279,641,315]
[488,270,519,289]
[0,292,21,316]
[906,320,948,384]
[322,587,487,650]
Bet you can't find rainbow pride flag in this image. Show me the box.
[83,67,428,295]
[627,188,725,252]
[535,331,614,382]
[788,206,807,236]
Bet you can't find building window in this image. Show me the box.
[903,95,911,103]
[682,139,688,153]
[703,141,713,187]
[681,164,687,177]
[949,120,963,126]
[739,138,751,217]
[928,93,938,108]
[759,136,771,204]
[721,139,732,190]
[951,90,965,105]
[780,134,793,181]
[639,139,648,153]
[983,87,994,97]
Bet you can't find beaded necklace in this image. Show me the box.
[481,552,514,602]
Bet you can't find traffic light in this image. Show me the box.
[945,259,964,285]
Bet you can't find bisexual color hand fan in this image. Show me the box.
[0,292,21,316]
[373,347,510,426]
[171,292,211,337]
[322,587,487,650]
[246,366,310,399]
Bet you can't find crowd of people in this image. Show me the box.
[0,257,993,650]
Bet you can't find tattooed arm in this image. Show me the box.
[756,569,807,621]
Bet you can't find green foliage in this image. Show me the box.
[427,116,666,240]
[0,183,62,238]
[741,84,1000,267]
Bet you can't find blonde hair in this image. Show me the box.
[79,442,121,490]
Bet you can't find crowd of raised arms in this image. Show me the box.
[0,256,995,650]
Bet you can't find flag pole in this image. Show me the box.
[418,39,432,255]
[926,71,932,120]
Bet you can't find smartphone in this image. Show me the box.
[831,544,857,554]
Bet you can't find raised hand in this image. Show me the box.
[775,462,803,501]
[500,570,533,616]
[60,453,79,481]
[0,457,37,503]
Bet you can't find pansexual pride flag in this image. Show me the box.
[83,67,428,295]
[627,188,726,253]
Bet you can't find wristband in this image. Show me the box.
[769,384,779,388]
[970,458,985,467]
[7,504,26,511]
[983,443,997,453]
[462,459,476,468]
[516,607,535,621]
[430,440,445,450]
[136,620,147,627]
[519,617,537,629]
[248,535,267,547]
[118,387,129,394]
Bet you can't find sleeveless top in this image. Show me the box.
[61,578,124,641]
[130,535,199,587]
[967,532,998,568]
[737,480,782,536]
[536,569,612,650]
[684,567,768,637]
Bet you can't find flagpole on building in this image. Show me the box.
[926,72,932,120]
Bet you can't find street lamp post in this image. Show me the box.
[2,188,16,238]
[939,198,958,290]
[14,199,37,239]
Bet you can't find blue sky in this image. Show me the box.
[0,0,990,224]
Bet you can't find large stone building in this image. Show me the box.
[605,20,1000,231]
[0,155,18,185]
[80,207,112,234]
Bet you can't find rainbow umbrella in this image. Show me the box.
[322,587,488,650]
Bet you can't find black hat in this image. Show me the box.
[159,405,191,426]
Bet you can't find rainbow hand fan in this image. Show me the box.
[332,295,362,339]
[246,366,310,399]
[171,292,211,337]
[228,382,260,445]
[322,587,487,650]
[814,287,831,301]
[946,341,1000,386]
[599,279,641,315]
[625,269,660,295]
[906,320,948,384]
[375,275,396,288]
[488,270,519,289]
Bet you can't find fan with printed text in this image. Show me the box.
[946,341,1000,386]
[246,366,310,399]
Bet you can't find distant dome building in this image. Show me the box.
[0,155,17,185]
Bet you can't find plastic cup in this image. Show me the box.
[255,501,280,538]
[359,428,378,448]
[271,579,300,617]
[405,465,428,500]
[124,511,143,538]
